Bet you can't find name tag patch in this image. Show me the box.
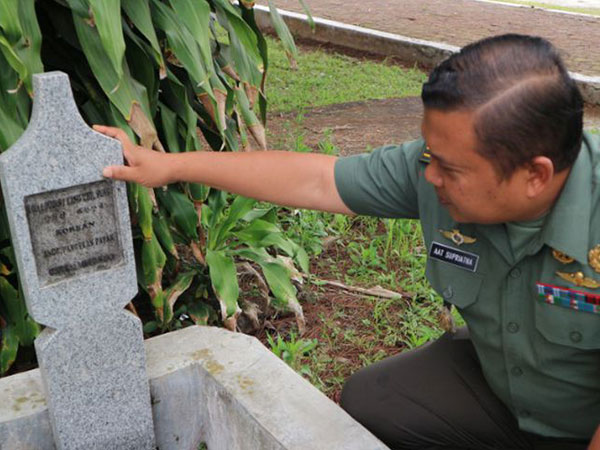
[429,241,479,272]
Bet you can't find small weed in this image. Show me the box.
[267,331,318,375]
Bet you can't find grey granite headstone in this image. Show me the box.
[0,72,155,449]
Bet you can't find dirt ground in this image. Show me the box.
[261,0,600,77]
[268,96,600,157]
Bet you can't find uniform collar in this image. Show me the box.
[540,135,593,264]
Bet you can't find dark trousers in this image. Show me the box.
[340,328,589,450]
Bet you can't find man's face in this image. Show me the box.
[421,108,531,224]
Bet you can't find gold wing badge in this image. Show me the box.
[552,249,574,264]
[439,229,476,246]
[556,271,600,289]
[589,245,600,274]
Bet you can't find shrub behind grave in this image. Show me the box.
[0,0,309,375]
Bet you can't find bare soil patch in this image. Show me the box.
[268,97,600,157]
[268,97,423,156]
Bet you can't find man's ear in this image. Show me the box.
[525,156,554,198]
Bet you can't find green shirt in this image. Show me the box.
[334,131,600,439]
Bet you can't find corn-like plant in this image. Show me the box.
[0,0,310,375]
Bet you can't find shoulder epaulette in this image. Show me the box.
[419,149,431,164]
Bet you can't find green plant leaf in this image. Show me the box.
[150,0,212,96]
[165,271,195,318]
[267,0,298,68]
[156,187,199,241]
[153,208,177,258]
[0,325,18,375]
[187,300,211,326]
[88,0,125,78]
[168,0,212,71]
[0,1,23,43]
[121,0,165,74]
[206,249,239,319]
[209,195,256,249]
[0,276,39,347]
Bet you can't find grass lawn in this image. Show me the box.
[265,37,426,113]
[491,0,600,15]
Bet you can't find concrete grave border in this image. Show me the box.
[253,6,600,107]
[0,326,389,450]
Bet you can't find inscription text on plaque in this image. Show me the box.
[25,179,124,286]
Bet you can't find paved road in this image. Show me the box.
[266,0,600,77]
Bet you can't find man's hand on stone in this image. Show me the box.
[94,125,173,187]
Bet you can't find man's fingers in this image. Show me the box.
[102,165,137,183]
[93,125,131,145]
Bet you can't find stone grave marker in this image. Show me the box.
[0,72,155,449]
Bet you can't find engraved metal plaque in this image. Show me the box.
[25,180,124,286]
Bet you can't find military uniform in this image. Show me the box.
[334,132,600,448]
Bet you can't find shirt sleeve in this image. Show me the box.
[334,139,425,218]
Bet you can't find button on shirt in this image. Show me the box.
[334,131,600,439]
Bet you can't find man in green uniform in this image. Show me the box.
[96,34,599,449]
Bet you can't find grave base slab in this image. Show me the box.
[0,326,390,450]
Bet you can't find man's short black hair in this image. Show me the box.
[421,34,583,179]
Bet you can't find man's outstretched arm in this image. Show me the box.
[94,125,354,215]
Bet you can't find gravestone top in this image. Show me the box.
[0,71,136,330]
[0,71,155,450]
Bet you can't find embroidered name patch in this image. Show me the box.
[536,282,600,314]
[429,241,479,272]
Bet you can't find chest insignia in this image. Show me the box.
[588,245,600,274]
[537,282,600,314]
[419,148,431,164]
[552,249,574,264]
[556,271,600,289]
[439,229,476,246]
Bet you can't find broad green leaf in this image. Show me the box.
[88,0,125,78]
[65,0,90,18]
[0,32,28,91]
[13,0,44,93]
[206,249,239,318]
[0,277,39,347]
[239,6,268,123]
[168,0,212,70]
[259,259,304,331]
[207,189,228,229]
[72,10,151,120]
[121,0,165,74]
[267,0,298,67]
[156,187,199,241]
[165,271,195,316]
[140,232,166,287]
[213,2,262,86]
[137,185,155,240]
[163,70,202,150]
[297,0,315,31]
[0,1,22,43]
[159,102,181,152]
[0,325,18,375]
[0,101,25,151]
[209,195,256,249]
[187,301,211,325]
[122,20,160,115]
[187,183,210,203]
[153,208,177,258]
[150,0,212,97]
[143,320,158,334]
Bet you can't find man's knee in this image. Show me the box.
[339,364,369,422]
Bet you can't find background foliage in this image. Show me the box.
[0,0,309,376]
